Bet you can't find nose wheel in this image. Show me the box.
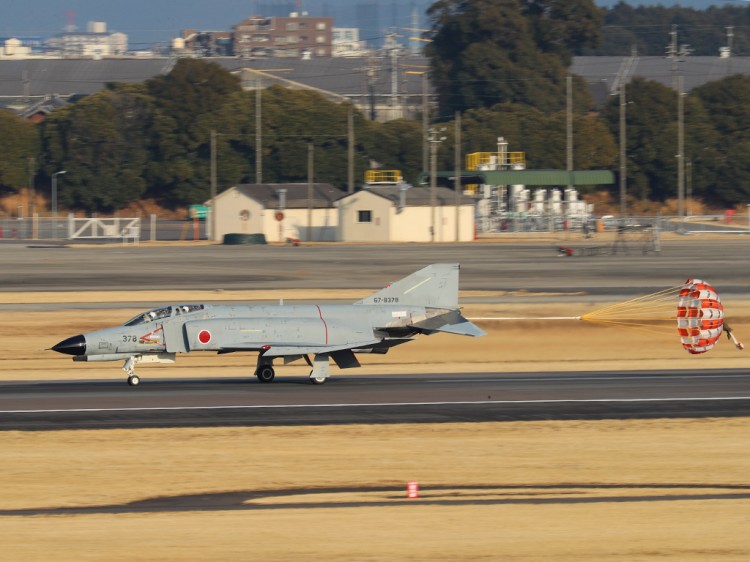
[123,356,142,387]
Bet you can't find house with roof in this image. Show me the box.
[213,183,342,242]
[335,186,476,242]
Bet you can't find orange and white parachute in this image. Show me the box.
[677,278,744,353]
[677,279,725,354]
[581,278,744,353]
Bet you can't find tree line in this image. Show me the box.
[1,0,750,213]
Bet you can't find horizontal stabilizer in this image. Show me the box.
[412,310,485,337]
[433,320,486,337]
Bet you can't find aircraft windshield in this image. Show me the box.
[124,306,173,326]
[123,304,205,326]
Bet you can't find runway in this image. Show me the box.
[2,369,749,430]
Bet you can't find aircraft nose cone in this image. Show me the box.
[52,334,86,356]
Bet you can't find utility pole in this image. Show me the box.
[51,170,66,240]
[347,106,355,194]
[28,157,35,219]
[428,128,445,242]
[677,74,685,220]
[566,74,573,176]
[367,56,377,121]
[566,74,574,224]
[422,72,429,175]
[619,83,627,218]
[454,111,461,242]
[210,129,217,242]
[255,79,262,184]
[668,25,678,90]
[727,26,734,73]
[307,143,314,242]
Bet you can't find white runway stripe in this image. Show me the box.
[3,395,750,414]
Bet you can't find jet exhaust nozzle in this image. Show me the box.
[52,334,87,356]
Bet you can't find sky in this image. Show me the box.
[1,1,745,48]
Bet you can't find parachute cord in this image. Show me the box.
[581,285,682,322]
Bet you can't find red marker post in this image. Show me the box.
[407,481,419,499]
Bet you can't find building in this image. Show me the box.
[233,14,333,58]
[177,30,233,57]
[212,183,341,242]
[336,187,476,242]
[45,22,127,58]
[332,28,368,57]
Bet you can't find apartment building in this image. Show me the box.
[233,13,333,58]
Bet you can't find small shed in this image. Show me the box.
[213,183,342,242]
[336,187,476,242]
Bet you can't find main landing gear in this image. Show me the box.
[254,354,331,384]
[255,365,275,383]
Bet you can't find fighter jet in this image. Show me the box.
[51,263,484,386]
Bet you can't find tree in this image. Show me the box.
[143,59,243,206]
[0,110,38,195]
[40,85,152,212]
[692,75,750,206]
[362,119,424,185]
[459,102,616,175]
[426,0,600,115]
[596,3,750,57]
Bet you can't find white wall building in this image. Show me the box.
[212,184,341,243]
[336,187,476,242]
[45,22,128,57]
[332,28,369,57]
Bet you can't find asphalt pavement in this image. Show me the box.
[1,370,749,430]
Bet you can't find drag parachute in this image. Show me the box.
[677,279,724,354]
[581,278,744,353]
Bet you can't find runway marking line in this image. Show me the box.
[430,374,750,383]
[3,396,750,415]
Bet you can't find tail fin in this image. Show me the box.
[357,263,460,309]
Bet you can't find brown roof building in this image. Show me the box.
[233,14,333,58]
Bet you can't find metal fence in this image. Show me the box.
[477,213,750,235]
[0,214,208,242]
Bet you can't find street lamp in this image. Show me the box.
[51,170,66,240]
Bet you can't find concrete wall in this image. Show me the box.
[336,191,391,242]
[215,193,264,240]
[214,189,337,242]
[337,190,476,242]
[390,205,475,242]
[262,207,338,242]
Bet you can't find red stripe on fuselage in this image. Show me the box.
[316,305,329,344]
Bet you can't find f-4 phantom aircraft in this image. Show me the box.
[52,263,484,386]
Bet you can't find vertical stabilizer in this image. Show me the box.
[357,264,460,309]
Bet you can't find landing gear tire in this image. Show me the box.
[256,365,275,383]
[310,373,328,385]
[127,375,140,387]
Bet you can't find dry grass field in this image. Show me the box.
[1,290,749,560]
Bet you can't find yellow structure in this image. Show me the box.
[364,170,404,184]
[464,151,526,195]
[466,151,525,171]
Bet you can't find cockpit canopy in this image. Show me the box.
[124,304,205,326]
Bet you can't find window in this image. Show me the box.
[286,23,298,31]
[357,210,372,223]
[316,22,326,30]
[316,35,325,43]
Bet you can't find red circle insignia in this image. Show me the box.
[198,330,212,344]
